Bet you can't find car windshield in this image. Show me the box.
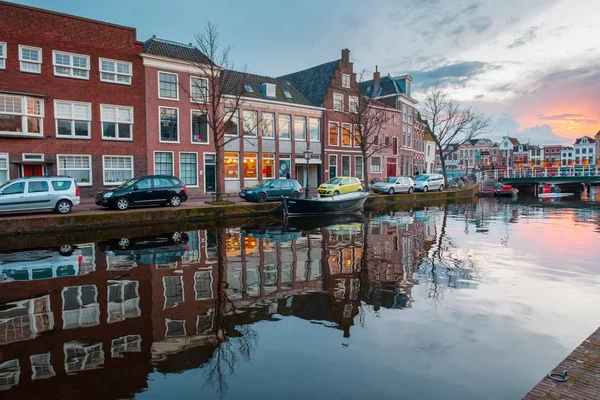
[0,180,13,191]
[385,178,397,183]
[326,178,343,184]
[116,178,138,189]
[414,175,429,181]
[256,180,273,188]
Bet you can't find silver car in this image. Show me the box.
[372,177,415,195]
[414,174,445,192]
[0,176,80,214]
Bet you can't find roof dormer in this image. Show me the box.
[262,83,276,98]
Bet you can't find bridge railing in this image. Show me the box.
[482,167,600,180]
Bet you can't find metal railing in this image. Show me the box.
[482,167,600,180]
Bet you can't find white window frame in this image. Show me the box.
[99,58,132,85]
[57,154,93,186]
[261,112,275,139]
[194,270,214,300]
[0,94,44,137]
[264,83,276,98]
[224,108,239,137]
[349,96,359,113]
[294,115,307,141]
[0,42,6,70]
[341,123,352,147]
[191,109,210,144]
[224,151,239,180]
[102,155,134,186]
[342,74,351,88]
[54,100,92,140]
[355,155,364,180]
[341,155,351,176]
[190,76,208,103]
[158,71,179,100]
[165,319,186,337]
[333,93,344,112]
[243,110,258,137]
[179,152,199,187]
[100,104,133,141]
[153,151,174,175]
[328,121,339,146]
[371,156,382,173]
[19,45,42,74]
[309,118,320,142]
[52,50,90,80]
[402,105,408,122]
[0,153,9,185]
[278,114,291,140]
[158,106,179,143]
[262,153,275,179]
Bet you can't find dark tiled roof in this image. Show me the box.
[143,37,212,65]
[507,137,520,146]
[220,70,314,107]
[575,136,596,144]
[360,76,401,98]
[278,60,339,107]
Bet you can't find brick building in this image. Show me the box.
[543,144,564,165]
[0,1,146,196]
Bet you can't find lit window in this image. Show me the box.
[0,42,6,70]
[99,58,132,85]
[154,152,173,175]
[180,152,198,186]
[0,94,43,136]
[224,109,239,136]
[101,105,133,140]
[53,51,89,79]
[103,156,133,185]
[261,113,275,138]
[158,72,178,99]
[262,153,275,179]
[341,123,352,146]
[19,45,42,74]
[309,118,320,142]
[191,110,209,143]
[244,152,257,179]
[57,155,92,185]
[55,101,91,139]
[333,94,344,111]
[159,107,178,142]
[190,77,208,102]
[283,90,293,99]
[294,116,306,141]
[278,114,291,139]
[342,74,351,88]
[243,110,258,137]
[328,122,339,146]
[224,152,239,180]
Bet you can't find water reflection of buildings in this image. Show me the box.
[0,216,431,398]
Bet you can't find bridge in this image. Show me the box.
[484,167,600,185]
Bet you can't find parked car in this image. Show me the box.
[414,174,445,192]
[0,176,80,214]
[239,179,302,202]
[317,177,363,197]
[372,177,415,195]
[95,175,188,210]
[98,232,189,265]
[0,247,84,282]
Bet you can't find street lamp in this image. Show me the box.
[303,149,313,199]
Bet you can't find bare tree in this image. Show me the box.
[421,85,491,185]
[344,71,393,183]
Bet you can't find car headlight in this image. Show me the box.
[328,186,334,189]
[103,192,113,198]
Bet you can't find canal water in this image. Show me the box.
[0,192,599,399]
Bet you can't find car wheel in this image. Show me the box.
[388,187,395,195]
[118,238,130,249]
[423,186,429,193]
[408,187,414,194]
[333,191,340,196]
[439,184,444,191]
[357,189,363,192]
[170,195,182,207]
[257,192,267,203]
[172,232,183,242]
[55,200,72,214]
[290,191,301,199]
[116,197,130,211]
[59,245,74,256]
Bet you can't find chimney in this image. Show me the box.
[373,65,380,93]
[341,48,350,64]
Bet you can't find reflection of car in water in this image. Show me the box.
[0,247,84,282]
[242,226,302,243]
[98,232,189,265]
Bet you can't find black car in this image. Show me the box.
[96,175,188,210]
[98,232,189,265]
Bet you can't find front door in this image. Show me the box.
[386,158,396,177]
[204,154,216,193]
[23,165,43,177]
[329,155,337,179]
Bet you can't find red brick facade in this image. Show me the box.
[0,2,146,197]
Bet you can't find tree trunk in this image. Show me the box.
[438,144,448,186]
[215,149,223,202]
[362,149,369,190]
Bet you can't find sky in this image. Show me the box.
[12,0,600,145]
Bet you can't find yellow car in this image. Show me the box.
[317,177,363,196]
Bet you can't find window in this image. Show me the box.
[279,154,291,178]
[53,51,89,79]
[224,109,239,136]
[294,116,306,141]
[159,107,178,142]
[354,124,361,147]
[333,94,344,111]
[101,105,133,141]
[165,320,186,337]
[385,136,390,146]
[191,110,209,143]
[195,271,213,300]
[19,45,42,73]
[107,280,140,324]
[190,77,208,102]
[402,126,407,147]
[57,155,92,185]
[278,114,291,139]
[224,152,239,179]
[55,101,91,139]
[243,110,258,137]
[100,58,132,85]
[244,152,257,179]
[349,96,359,113]
[61,285,99,329]
[0,42,5,69]
[310,118,320,142]
[2,181,24,194]
[408,108,413,124]
[402,105,407,122]
[355,156,363,179]
[158,72,178,99]
[31,353,55,380]
[163,276,184,309]
[0,94,44,137]
[342,74,351,88]
[244,84,253,93]
[261,113,275,138]
[408,128,412,148]
[283,90,293,99]
[0,153,8,184]
[262,153,275,179]
[180,153,198,186]
[102,156,133,185]
[328,154,337,177]
[342,155,351,176]
[371,156,381,172]
[51,180,72,191]
[329,122,339,146]
[264,83,276,97]
[393,137,398,155]
[154,152,173,175]
[341,123,352,146]
[27,180,47,194]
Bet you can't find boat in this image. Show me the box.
[285,212,365,231]
[282,192,369,216]
[538,192,574,198]
[478,178,500,197]
[495,185,518,197]
[477,188,497,197]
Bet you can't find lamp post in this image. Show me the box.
[303,149,313,199]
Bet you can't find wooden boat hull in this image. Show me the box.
[283,193,369,216]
